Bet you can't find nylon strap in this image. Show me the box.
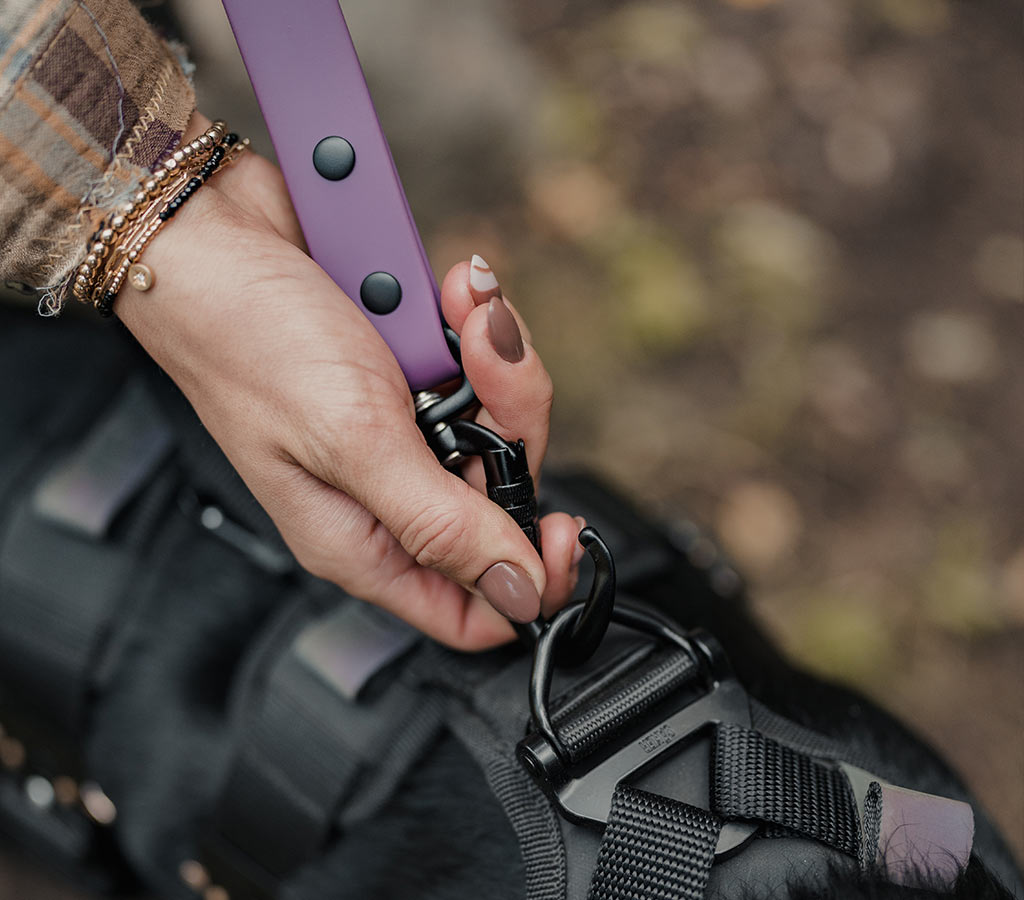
[587,785,720,900]
[0,379,175,737]
[215,602,439,882]
[748,699,875,771]
[712,723,861,857]
[438,645,568,900]
[447,712,568,900]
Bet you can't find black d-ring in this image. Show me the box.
[529,603,702,765]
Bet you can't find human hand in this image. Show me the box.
[114,114,584,649]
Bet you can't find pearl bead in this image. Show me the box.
[164,158,178,171]
[91,242,106,256]
[128,263,153,292]
[134,191,147,204]
[85,253,98,267]
[100,228,115,244]
[143,179,157,192]
[153,168,169,182]
[110,215,126,230]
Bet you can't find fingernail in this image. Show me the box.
[572,516,587,566]
[476,561,541,623]
[487,297,525,363]
[469,254,503,305]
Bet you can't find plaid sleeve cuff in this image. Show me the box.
[0,0,197,313]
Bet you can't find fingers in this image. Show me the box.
[281,251,573,643]
[260,461,526,650]
[539,513,588,617]
[286,407,549,624]
[441,258,533,343]
[266,461,587,649]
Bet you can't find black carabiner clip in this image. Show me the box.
[557,527,616,667]
[413,326,615,661]
[516,525,616,659]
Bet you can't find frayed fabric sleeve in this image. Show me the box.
[0,0,196,314]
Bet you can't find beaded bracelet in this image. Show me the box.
[73,120,250,316]
[72,120,227,305]
[92,134,249,317]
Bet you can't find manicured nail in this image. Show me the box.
[572,517,587,566]
[487,297,525,363]
[476,561,541,623]
[469,254,502,305]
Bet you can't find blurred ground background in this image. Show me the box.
[4,0,1022,894]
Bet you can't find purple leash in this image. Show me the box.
[220,0,458,392]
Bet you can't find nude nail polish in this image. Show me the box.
[477,561,541,623]
[469,254,502,305]
[487,297,525,363]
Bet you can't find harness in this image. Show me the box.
[0,325,990,897]
[204,584,974,899]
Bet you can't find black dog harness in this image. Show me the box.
[204,591,973,900]
[0,315,986,900]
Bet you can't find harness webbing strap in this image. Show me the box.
[712,723,861,857]
[748,699,875,771]
[0,379,175,738]
[586,785,720,900]
[446,711,568,900]
[216,607,440,881]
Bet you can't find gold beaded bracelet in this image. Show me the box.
[72,120,250,316]
[72,120,227,305]
[93,135,250,315]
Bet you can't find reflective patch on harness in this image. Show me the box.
[294,601,419,701]
[866,781,974,890]
[33,378,174,539]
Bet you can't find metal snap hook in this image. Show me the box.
[556,527,616,667]
[413,327,616,659]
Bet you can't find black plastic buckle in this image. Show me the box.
[517,603,758,857]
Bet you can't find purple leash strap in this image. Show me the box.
[220,0,459,391]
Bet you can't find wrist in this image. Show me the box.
[73,117,245,314]
[177,111,302,243]
[111,114,265,363]
[173,111,270,235]
[113,110,302,337]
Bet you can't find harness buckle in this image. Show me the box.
[517,604,759,857]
